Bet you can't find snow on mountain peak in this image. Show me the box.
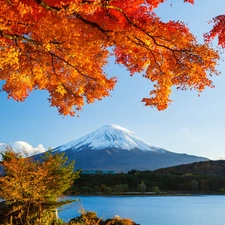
[55,124,165,152]
[104,124,133,134]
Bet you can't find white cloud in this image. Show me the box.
[0,141,46,160]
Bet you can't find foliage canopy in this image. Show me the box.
[0,0,223,115]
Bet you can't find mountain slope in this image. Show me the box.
[54,124,165,152]
[59,148,208,172]
[53,125,208,172]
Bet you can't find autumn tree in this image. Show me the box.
[0,148,79,225]
[205,15,225,48]
[0,0,221,116]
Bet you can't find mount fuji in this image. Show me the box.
[53,125,208,172]
[54,124,166,153]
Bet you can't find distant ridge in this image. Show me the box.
[155,160,225,176]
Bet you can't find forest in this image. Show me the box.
[69,160,225,195]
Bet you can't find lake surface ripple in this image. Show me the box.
[59,195,225,225]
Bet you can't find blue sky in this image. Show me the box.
[0,0,224,160]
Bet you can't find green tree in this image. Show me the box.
[81,186,90,194]
[0,148,79,225]
[113,185,124,194]
[122,184,129,192]
[190,180,199,192]
[151,186,160,193]
[138,181,146,193]
[103,186,112,195]
[93,186,101,193]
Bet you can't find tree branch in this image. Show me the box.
[34,0,60,12]
[49,52,97,81]
[0,30,42,45]
[105,5,194,54]
[75,13,111,35]
[126,35,164,75]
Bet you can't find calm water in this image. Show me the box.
[59,195,225,225]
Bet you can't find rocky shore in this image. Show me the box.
[68,211,140,225]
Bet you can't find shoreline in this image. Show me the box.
[67,192,225,197]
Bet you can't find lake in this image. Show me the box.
[59,195,225,225]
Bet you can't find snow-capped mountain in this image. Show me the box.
[53,125,208,172]
[0,141,46,160]
[54,124,165,152]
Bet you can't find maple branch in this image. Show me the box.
[107,5,207,66]
[1,19,32,28]
[75,14,111,35]
[50,54,83,98]
[4,0,12,5]
[33,0,110,35]
[150,35,174,42]
[49,52,97,81]
[105,5,193,53]
[34,0,60,12]
[51,51,110,101]
[126,35,164,75]
[0,30,66,54]
[172,51,187,68]
[132,36,187,70]
[40,1,204,66]
[0,30,42,45]
[50,52,103,106]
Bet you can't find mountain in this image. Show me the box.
[54,124,165,152]
[53,124,208,172]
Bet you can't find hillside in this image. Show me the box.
[154,160,225,177]
[69,160,225,194]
